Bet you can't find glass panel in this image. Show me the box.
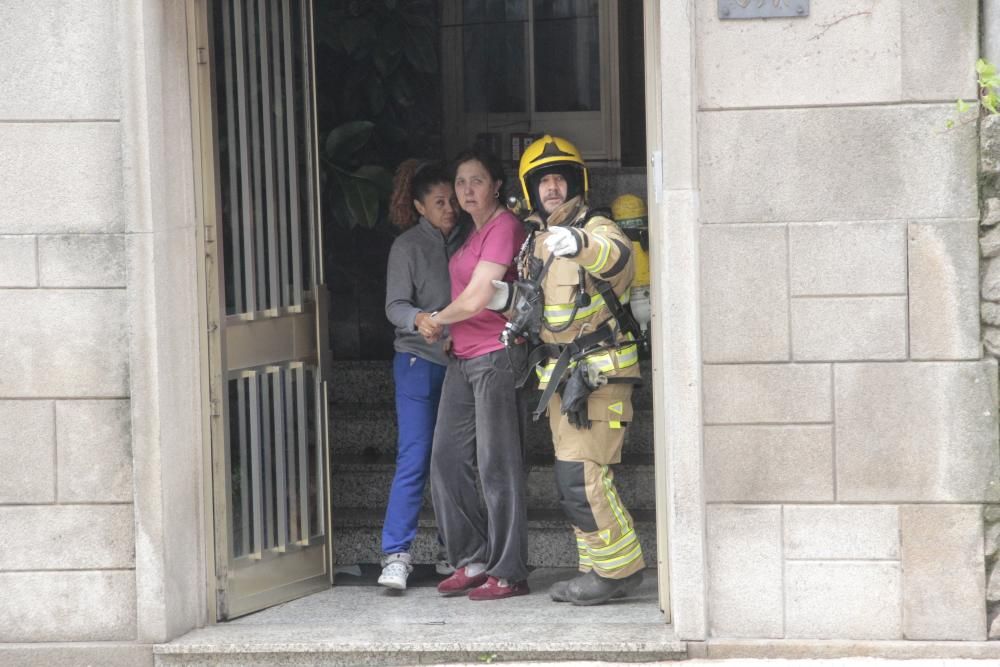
[215,0,245,316]
[294,365,310,542]
[256,0,280,313]
[533,0,597,20]
[269,0,291,310]
[281,0,304,307]
[463,0,528,21]
[532,0,600,112]
[274,367,289,550]
[260,371,275,550]
[305,366,320,538]
[248,372,264,556]
[463,23,527,113]
[228,377,247,558]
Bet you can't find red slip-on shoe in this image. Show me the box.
[437,566,489,596]
[467,576,530,601]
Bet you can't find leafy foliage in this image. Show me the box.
[314,0,442,229]
[947,58,1000,129]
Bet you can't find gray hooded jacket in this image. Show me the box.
[385,217,469,366]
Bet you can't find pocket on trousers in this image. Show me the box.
[587,392,634,425]
[399,355,435,400]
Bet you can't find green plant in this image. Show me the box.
[947,58,1000,128]
[315,0,441,228]
[324,120,393,229]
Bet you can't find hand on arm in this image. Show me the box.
[417,311,444,342]
[431,260,508,326]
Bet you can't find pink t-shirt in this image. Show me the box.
[448,210,526,359]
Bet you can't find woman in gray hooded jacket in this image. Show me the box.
[378,159,468,590]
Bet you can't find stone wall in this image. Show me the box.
[0,0,137,645]
[696,0,995,639]
[979,113,1000,639]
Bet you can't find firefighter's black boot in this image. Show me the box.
[564,569,644,606]
[550,571,638,602]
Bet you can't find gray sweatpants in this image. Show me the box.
[429,346,529,582]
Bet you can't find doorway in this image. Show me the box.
[190,0,668,626]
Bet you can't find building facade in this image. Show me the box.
[0,0,995,664]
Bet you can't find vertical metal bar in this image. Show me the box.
[257,0,280,313]
[282,0,303,307]
[221,0,244,314]
[237,375,251,557]
[233,0,257,315]
[284,366,298,543]
[247,0,267,312]
[305,0,325,285]
[248,371,264,558]
[271,0,291,310]
[313,369,325,536]
[274,367,288,551]
[261,370,275,551]
[296,364,309,542]
[299,2,318,289]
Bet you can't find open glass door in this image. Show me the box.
[191,0,333,620]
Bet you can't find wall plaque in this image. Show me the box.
[719,0,809,19]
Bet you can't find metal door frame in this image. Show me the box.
[187,0,334,623]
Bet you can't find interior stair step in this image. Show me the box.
[330,358,655,408]
[331,507,658,569]
[331,454,656,513]
[330,403,654,459]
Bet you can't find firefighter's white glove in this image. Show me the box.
[487,280,512,312]
[544,225,580,257]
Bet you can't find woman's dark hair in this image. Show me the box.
[389,159,451,229]
[451,146,506,192]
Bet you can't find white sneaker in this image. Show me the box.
[435,549,455,576]
[378,552,413,590]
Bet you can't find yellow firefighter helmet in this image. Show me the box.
[611,193,650,289]
[518,134,589,214]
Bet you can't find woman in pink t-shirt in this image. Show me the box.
[419,148,530,600]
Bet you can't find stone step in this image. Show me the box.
[330,403,654,459]
[330,359,656,408]
[331,508,658,569]
[155,620,686,666]
[331,454,656,513]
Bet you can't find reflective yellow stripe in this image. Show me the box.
[589,528,637,557]
[583,234,612,273]
[535,343,640,383]
[600,465,629,534]
[577,538,592,565]
[594,542,643,571]
[609,421,621,429]
[542,287,630,326]
[544,293,608,325]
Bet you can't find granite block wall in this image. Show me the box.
[696,0,993,640]
[0,0,137,644]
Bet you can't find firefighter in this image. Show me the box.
[488,135,645,605]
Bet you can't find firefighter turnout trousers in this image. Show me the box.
[548,384,645,580]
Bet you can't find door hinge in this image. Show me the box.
[197,47,208,65]
[650,151,663,204]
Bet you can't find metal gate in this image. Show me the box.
[190,0,332,621]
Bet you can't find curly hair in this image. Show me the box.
[388,159,451,230]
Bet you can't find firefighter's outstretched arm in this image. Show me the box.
[546,221,633,283]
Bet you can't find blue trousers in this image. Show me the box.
[382,352,447,554]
